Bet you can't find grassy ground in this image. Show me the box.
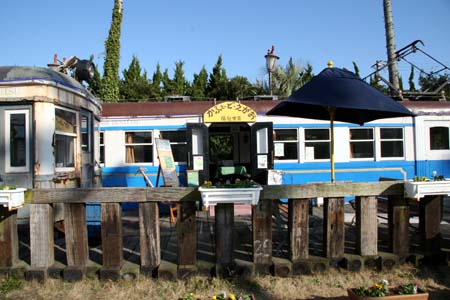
[1,264,449,300]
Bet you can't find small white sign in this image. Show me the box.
[193,155,204,170]
[274,143,284,157]
[305,147,315,160]
[257,154,268,169]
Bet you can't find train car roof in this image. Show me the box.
[101,100,277,118]
[0,66,97,101]
[101,100,450,118]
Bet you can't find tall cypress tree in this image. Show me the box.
[162,68,173,96]
[100,0,123,102]
[119,55,151,101]
[192,66,208,100]
[172,60,189,96]
[150,63,163,100]
[207,55,228,100]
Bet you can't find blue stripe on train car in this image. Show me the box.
[86,165,186,225]
[274,160,415,185]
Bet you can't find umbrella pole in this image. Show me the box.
[330,109,335,183]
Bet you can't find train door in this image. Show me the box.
[80,109,94,187]
[0,105,33,188]
[250,122,273,184]
[186,123,209,184]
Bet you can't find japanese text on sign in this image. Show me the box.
[203,101,257,123]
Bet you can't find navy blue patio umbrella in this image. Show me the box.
[267,64,415,182]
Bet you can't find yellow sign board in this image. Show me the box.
[203,101,257,123]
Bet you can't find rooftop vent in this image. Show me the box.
[164,95,191,102]
[253,95,278,101]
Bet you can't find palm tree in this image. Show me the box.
[272,58,313,98]
[383,0,400,93]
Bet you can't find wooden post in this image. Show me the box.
[28,204,54,282]
[419,195,442,254]
[64,203,89,281]
[177,201,197,278]
[100,203,123,280]
[252,199,272,275]
[388,195,409,257]
[356,196,378,256]
[323,197,345,259]
[289,198,309,261]
[0,207,19,268]
[139,202,160,277]
[215,203,234,275]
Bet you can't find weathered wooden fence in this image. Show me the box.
[0,181,446,281]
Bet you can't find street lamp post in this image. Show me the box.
[265,45,280,95]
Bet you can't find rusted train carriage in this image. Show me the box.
[0,66,101,221]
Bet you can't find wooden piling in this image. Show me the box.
[100,203,123,280]
[139,202,160,277]
[323,197,345,259]
[64,203,89,281]
[356,196,378,256]
[252,199,272,275]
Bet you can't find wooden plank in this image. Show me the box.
[30,204,54,268]
[419,195,442,253]
[139,202,160,274]
[252,199,272,274]
[356,196,378,256]
[64,203,89,266]
[323,197,345,258]
[25,182,404,204]
[25,187,199,204]
[289,198,309,261]
[0,207,19,267]
[388,195,410,256]
[215,203,234,265]
[100,203,123,269]
[177,202,197,266]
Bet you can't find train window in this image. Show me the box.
[430,127,449,150]
[55,107,76,169]
[350,128,374,159]
[274,129,298,160]
[380,128,404,158]
[305,128,330,160]
[99,131,105,164]
[160,130,187,163]
[125,131,153,163]
[5,110,29,172]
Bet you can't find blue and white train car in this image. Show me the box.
[99,100,450,191]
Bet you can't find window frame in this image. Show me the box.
[5,109,30,173]
[99,131,105,165]
[349,127,375,160]
[159,130,187,164]
[124,130,154,165]
[54,106,78,172]
[274,128,299,162]
[303,128,330,161]
[379,127,405,160]
[429,126,450,150]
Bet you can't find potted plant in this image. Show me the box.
[198,180,262,209]
[347,280,429,300]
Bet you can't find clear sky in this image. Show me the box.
[1,0,449,84]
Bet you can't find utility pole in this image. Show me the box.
[383,0,400,95]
